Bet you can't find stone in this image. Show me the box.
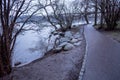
[54,47,62,53]
[71,25,76,28]
[74,41,82,46]
[77,37,83,41]
[65,31,73,38]
[51,31,64,37]
[70,38,78,43]
[15,62,22,66]
[58,32,65,37]
[53,31,58,35]
[56,25,61,29]
[74,32,80,39]
[60,37,70,43]
[64,43,75,51]
[59,42,68,47]
[55,47,62,51]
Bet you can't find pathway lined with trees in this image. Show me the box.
[80,24,120,80]
[0,0,120,79]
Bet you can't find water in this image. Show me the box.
[12,23,54,67]
[12,21,86,67]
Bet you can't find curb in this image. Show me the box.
[78,26,88,80]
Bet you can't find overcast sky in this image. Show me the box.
[32,0,76,6]
[30,0,76,15]
[25,0,78,16]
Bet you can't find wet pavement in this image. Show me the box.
[81,24,120,80]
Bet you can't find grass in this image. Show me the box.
[116,21,120,29]
[94,21,120,43]
[94,21,120,30]
[94,24,107,30]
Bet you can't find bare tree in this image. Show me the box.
[80,0,92,24]
[0,0,42,77]
[98,0,120,30]
[37,0,81,50]
[94,0,98,25]
[38,0,78,32]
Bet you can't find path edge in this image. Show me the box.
[78,26,88,80]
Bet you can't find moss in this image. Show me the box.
[116,21,120,29]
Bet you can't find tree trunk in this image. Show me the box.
[105,21,117,30]
[99,13,104,29]
[0,37,12,77]
[94,0,98,26]
[84,15,89,24]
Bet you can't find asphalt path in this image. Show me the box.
[82,24,120,80]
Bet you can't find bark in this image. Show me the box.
[84,15,89,24]
[0,37,12,77]
[94,0,98,25]
[99,13,104,29]
[0,0,39,77]
[98,0,120,30]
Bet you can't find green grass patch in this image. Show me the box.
[116,21,120,29]
[94,20,120,30]
[93,24,107,30]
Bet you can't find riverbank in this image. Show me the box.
[1,25,86,80]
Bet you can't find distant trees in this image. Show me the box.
[88,0,120,30]
[91,0,98,25]
[74,0,87,24]
[76,0,93,24]
[0,0,41,77]
[37,0,82,50]
[81,0,91,24]
[41,0,120,31]
[98,0,120,30]
[38,0,79,32]
[91,0,120,30]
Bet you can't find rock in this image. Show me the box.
[74,32,80,39]
[64,43,75,51]
[65,31,73,38]
[56,25,61,29]
[71,25,76,28]
[59,42,68,47]
[51,31,64,37]
[71,24,80,28]
[54,47,62,53]
[60,37,70,43]
[15,62,22,66]
[74,41,82,46]
[52,31,58,35]
[70,38,78,43]
[55,47,62,51]
[77,37,83,41]
[58,32,65,37]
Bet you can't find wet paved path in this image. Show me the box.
[82,24,120,80]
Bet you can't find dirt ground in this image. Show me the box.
[9,40,85,80]
[1,26,86,80]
